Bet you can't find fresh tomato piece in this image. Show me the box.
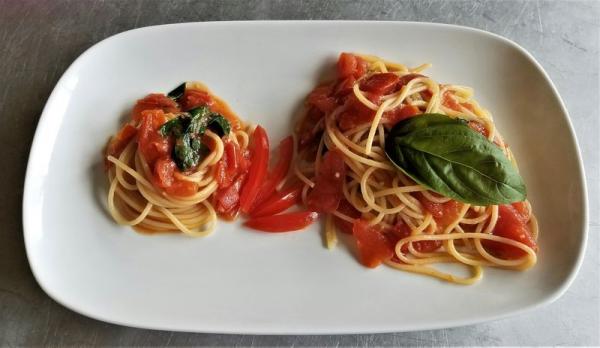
[353,219,394,268]
[239,125,270,214]
[442,90,462,111]
[417,193,462,228]
[138,109,172,165]
[333,198,361,234]
[153,156,176,188]
[307,149,346,213]
[152,156,198,197]
[251,184,303,218]
[386,220,442,253]
[244,211,318,233]
[360,73,400,95]
[397,73,423,88]
[132,94,179,122]
[511,201,530,221]
[334,76,357,98]
[307,85,337,114]
[421,89,433,101]
[337,52,368,79]
[180,88,214,111]
[252,136,294,209]
[105,123,137,166]
[382,104,420,126]
[482,204,537,259]
[215,173,247,219]
[215,139,247,188]
[337,94,376,131]
[297,107,325,147]
[468,121,489,138]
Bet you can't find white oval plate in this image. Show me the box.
[23,21,588,334]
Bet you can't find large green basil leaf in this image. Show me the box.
[385,114,526,205]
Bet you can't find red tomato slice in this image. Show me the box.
[337,52,368,79]
[468,121,489,138]
[306,149,346,213]
[152,156,198,197]
[333,198,361,235]
[244,211,318,233]
[215,173,247,219]
[307,85,337,114]
[137,109,172,165]
[511,201,530,221]
[382,105,420,126]
[360,73,400,95]
[416,193,462,228]
[482,204,538,259]
[337,94,377,131]
[132,94,179,121]
[105,123,137,167]
[334,76,357,98]
[353,219,394,268]
[215,139,247,188]
[251,136,294,209]
[181,88,214,111]
[442,90,462,111]
[239,125,270,214]
[250,184,303,218]
[386,220,442,254]
[397,73,424,88]
[297,106,327,148]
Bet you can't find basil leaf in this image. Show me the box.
[188,106,213,134]
[207,115,231,137]
[167,82,186,101]
[159,116,188,137]
[385,114,526,205]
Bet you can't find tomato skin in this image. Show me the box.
[297,107,325,147]
[250,184,303,218]
[252,136,294,209]
[360,73,400,94]
[244,211,318,232]
[333,199,362,235]
[307,149,346,213]
[397,73,423,88]
[138,110,172,165]
[483,204,537,259]
[239,125,270,214]
[337,52,368,79]
[334,76,357,97]
[132,94,179,121]
[382,105,420,126]
[353,219,394,268]
[105,123,137,167]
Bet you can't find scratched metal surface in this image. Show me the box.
[0,0,598,346]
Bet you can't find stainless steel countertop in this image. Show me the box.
[1,0,598,346]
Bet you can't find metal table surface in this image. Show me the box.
[1,0,598,346]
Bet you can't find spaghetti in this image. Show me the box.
[105,82,252,236]
[292,53,539,284]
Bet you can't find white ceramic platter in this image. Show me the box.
[23,21,588,334]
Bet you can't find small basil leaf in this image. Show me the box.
[173,133,199,171]
[385,114,526,205]
[167,82,186,101]
[159,116,188,137]
[188,106,212,134]
[207,115,231,137]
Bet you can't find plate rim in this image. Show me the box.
[22,20,589,334]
